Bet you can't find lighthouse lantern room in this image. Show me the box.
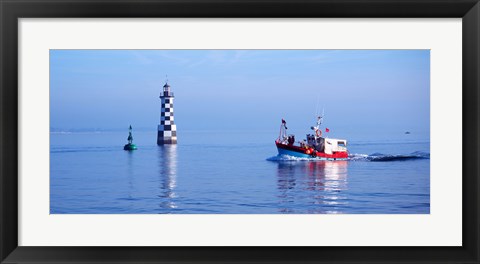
[157,81,177,145]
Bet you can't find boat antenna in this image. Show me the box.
[315,96,320,117]
[315,107,324,128]
[321,107,325,124]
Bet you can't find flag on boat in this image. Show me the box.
[325,128,330,132]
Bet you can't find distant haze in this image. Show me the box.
[50,50,430,139]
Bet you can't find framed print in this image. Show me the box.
[1,0,479,263]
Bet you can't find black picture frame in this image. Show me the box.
[1,0,479,263]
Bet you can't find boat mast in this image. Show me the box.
[278,119,287,142]
[313,108,324,139]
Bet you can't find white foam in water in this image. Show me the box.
[348,153,370,161]
[266,154,320,162]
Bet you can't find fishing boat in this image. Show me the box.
[275,116,348,160]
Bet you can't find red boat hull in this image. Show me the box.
[276,141,348,160]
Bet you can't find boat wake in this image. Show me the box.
[267,151,429,162]
[350,151,430,162]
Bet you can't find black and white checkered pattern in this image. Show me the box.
[157,96,177,145]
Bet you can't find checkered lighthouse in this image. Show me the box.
[157,81,177,145]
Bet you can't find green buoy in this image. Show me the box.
[123,125,138,151]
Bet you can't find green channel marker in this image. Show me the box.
[123,125,138,151]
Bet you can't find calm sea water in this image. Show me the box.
[50,130,430,214]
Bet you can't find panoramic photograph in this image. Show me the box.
[50,49,430,214]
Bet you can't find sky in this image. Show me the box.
[50,50,430,139]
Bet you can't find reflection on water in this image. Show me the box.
[126,151,135,200]
[157,145,178,212]
[277,161,348,214]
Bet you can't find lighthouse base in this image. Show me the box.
[157,138,177,145]
[157,131,177,145]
